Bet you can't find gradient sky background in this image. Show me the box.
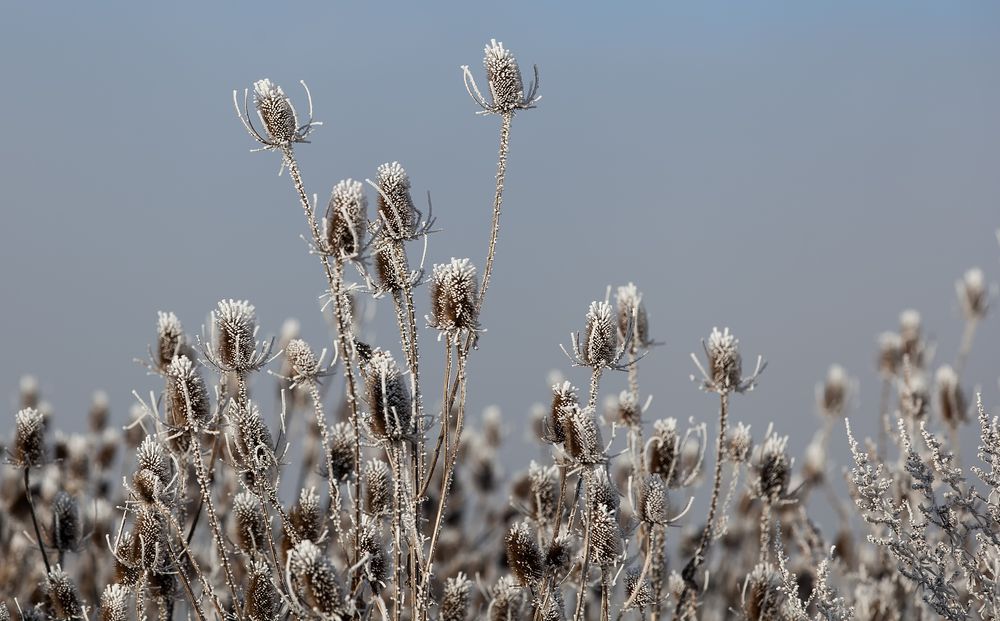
[2,2,999,489]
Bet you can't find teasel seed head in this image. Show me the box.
[99,584,130,621]
[429,258,480,334]
[586,467,620,513]
[89,390,110,433]
[957,267,989,320]
[616,282,652,349]
[288,540,348,617]
[821,364,849,416]
[325,422,357,482]
[528,460,559,522]
[213,299,258,371]
[132,469,163,506]
[505,521,545,586]
[546,534,573,571]
[165,355,210,433]
[325,179,367,258]
[613,390,641,429]
[899,372,929,419]
[51,491,81,553]
[546,381,577,444]
[375,161,416,240]
[372,237,408,293]
[726,422,753,464]
[364,458,393,516]
[155,311,188,371]
[707,327,742,391]
[12,407,46,467]
[0,603,7,621]
[624,566,654,610]
[136,436,172,487]
[539,587,567,621]
[648,418,679,483]
[588,504,624,567]
[936,365,968,427]
[290,487,323,542]
[363,348,412,441]
[440,573,472,621]
[131,506,167,572]
[228,399,276,483]
[356,516,389,589]
[898,309,926,368]
[45,566,83,620]
[234,491,269,552]
[284,338,320,382]
[876,331,903,378]
[253,79,298,146]
[583,300,618,368]
[245,560,282,621]
[742,563,784,621]
[563,404,605,465]
[637,474,668,525]
[753,433,790,502]
[488,576,522,621]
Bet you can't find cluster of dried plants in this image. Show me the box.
[1,39,999,621]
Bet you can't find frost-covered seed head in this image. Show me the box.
[0,603,8,621]
[637,474,668,525]
[89,390,110,432]
[876,331,903,378]
[375,161,415,239]
[228,399,275,477]
[429,258,479,334]
[648,418,679,483]
[13,407,46,467]
[356,516,389,589]
[136,436,171,486]
[373,237,407,292]
[245,561,282,621]
[726,422,753,464]
[583,301,618,367]
[587,467,619,513]
[488,576,522,621]
[743,563,784,621]
[484,39,525,113]
[616,282,651,348]
[505,521,545,586]
[253,79,298,145]
[234,491,268,552]
[624,566,654,610]
[440,573,472,621]
[957,267,988,320]
[284,338,319,380]
[131,507,167,571]
[539,587,567,621]
[936,365,967,427]
[754,434,790,501]
[290,487,322,542]
[822,364,848,416]
[546,381,577,444]
[51,491,81,552]
[707,327,742,391]
[364,459,393,516]
[899,373,929,419]
[528,461,559,521]
[325,179,367,257]
[546,534,573,571]
[326,422,357,482]
[46,566,83,620]
[214,299,258,370]
[165,355,210,432]
[288,540,347,617]
[364,349,412,441]
[99,584,130,621]
[156,311,187,370]
[614,389,641,429]
[589,504,624,567]
[563,405,604,465]
[132,469,163,505]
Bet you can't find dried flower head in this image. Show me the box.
[212,299,268,371]
[935,365,967,427]
[753,433,790,502]
[155,311,188,371]
[428,258,480,334]
[284,338,320,382]
[45,566,83,620]
[290,487,323,542]
[567,300,629,370]
[562,404,605,465]
[957,267,989,320]
[742,563,784,621]
[539,587,567,621]
[99,584,130,621]
[364,459,393,516]
[505,521,545,586]
[325,179,367,258]
[228,399,276,479]
[245,561,282,621]
[325,422,357,482]
[234,491,269,552]
[135,436,171,486]
[463,39,540,115]
[546,534,574,571]
[130,506,167,571]
[356,516,389,589]
[899,372,929,419]
[624,566,654,610]
[132,468,164,506]
[692,327,765,393]
[876,331,903,378]
[616,282,653,349]
[89,390,110,432]
[898,309,926,367]
[612,389,641,429]
[545,381,577,444]
[726,422,753,464]
[487,576,523,621]
[374,161,416,240]
[363,348,412,441]
[12,407,46,467]
[235,78,320,152]
[287,540,347,618]
[528,461,559,522]
[820,364,849,416]
[51,491,81,553]
[440,573,473,621]
[637,474,669,525]
[586,467,620,513]
[588,504,624,567]
[648,418,680,483]
[165,355,211,432]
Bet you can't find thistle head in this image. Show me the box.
[957,267,989,320]
[693,327,764,393]
[876,331,903,378]
[228,398,275,478]
[505,521,545,586]
[375,161,416,240]
[463,39,540,115]
[429,258,480,334]
[562,404,605,465]
[612,389,641,429]
[487,576,523,621]
[325,179,367,258]
[253,79,298,146]
[898,309,926,368]
[440,573,472,621]
[528,460,559,522]
[355,516,389,589]
[363,348,412,442]
[546,534,574,572]
[624,566,654,610]
[12,407,46,467]
[725,422,753,464]
[284,338,320,382]
[135,436,172,487]
[742,563,785,621]
[290,487,323,542]
[130,506,167,571]
[99,584,130,621]
[582,300,619,368]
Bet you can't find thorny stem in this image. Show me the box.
[677,391,729,613]
[190,430,241,607]
[574,499,595,621]
[759,500,773,563]
[475,111,513,316]
[418,335,454,498]
[588,367,604,410]
[23,468,52,575]
[305,381,343,541]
